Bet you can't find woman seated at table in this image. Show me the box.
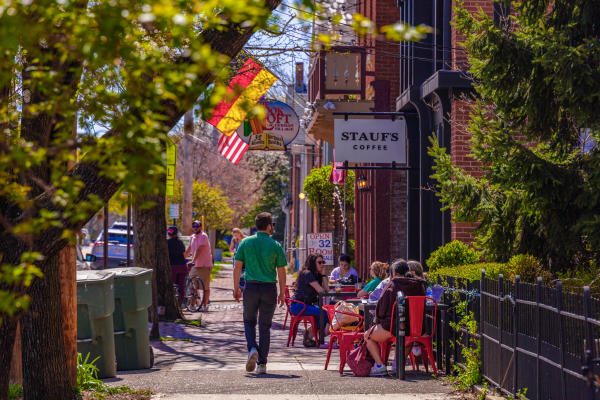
[329,254,359,283]
[290,254,329,346]
[364,259,426,376]
[357,261,388,298]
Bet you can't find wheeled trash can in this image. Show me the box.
[76,270,117,378]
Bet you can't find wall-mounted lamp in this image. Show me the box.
[299,192,306,200]
[357,175,370,191]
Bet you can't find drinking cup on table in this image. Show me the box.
[335,282,341,292]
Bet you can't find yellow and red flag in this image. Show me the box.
[207,57,277,136]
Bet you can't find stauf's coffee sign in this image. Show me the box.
[334,118,407,164]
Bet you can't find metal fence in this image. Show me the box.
[433,271,600,400]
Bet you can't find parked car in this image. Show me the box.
[94,221,134,245]
[88,241,134,269]
[90,221,134,268]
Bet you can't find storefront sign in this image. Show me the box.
[238,100,300,148]
[334,118,406,164]
[306,232,334,265]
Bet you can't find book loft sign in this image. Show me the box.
[237,100,300,151]
[334,118,407,164]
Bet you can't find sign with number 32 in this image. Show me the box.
[306,232,334,265]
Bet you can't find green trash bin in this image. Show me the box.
[111,267,153,370]
[76,270,117,379]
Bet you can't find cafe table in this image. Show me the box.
[317,290,360,345]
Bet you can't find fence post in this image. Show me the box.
[498,273,504,391]
[513,275,520,396]
[480,270,486,385]
[536,276,542,399]
[556,280,566,400]
[583,286,592,357]
[450,275,458,366]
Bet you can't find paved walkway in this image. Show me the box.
[104,262,458,399]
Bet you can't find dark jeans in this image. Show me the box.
[243,281,277,365]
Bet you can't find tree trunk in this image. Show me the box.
[134,182,182,326]
[21,252,76,400]
[59,245,77,387]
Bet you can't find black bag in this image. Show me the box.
[338,275,358,285]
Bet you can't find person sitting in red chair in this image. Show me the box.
[364,259,426,376]
[290,254,329,346]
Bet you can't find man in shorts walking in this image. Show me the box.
[233,212,287,375]
[185,220,213,310]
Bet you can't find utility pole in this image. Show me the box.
[182,109,194,235]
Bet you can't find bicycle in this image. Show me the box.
[183,263,205,312]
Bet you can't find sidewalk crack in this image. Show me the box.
[294,356,321,400]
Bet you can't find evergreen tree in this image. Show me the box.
[429,0,600,271]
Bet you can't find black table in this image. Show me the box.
[317,290,359,345]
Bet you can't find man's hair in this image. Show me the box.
[255,212,273,231]
[392,259,410,277]
[339,254,351,263]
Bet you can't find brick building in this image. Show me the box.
[306,0,495,277]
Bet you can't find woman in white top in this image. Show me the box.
[329,254,359,282]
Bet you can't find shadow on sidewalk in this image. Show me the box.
[244,373,301,379]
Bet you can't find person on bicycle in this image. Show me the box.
[185,220,213,311]
[167,226,187,304]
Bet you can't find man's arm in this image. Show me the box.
[233,260,244,302]
[276,266,286,307]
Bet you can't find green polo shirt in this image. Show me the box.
[234,232,287,282]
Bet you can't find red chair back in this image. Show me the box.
[407,296,437,337]
[322,304,364,333]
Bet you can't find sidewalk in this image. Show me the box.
[104,261,458,399]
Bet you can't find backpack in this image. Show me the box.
[346,339,373,377]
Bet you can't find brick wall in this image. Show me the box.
[450,0,493,243]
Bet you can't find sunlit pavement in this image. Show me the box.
[103,262,458,399]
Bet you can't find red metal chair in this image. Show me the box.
[379,296,438,374]
[321,304,364,374]
[286,299,319,347]
[282,285,295,330]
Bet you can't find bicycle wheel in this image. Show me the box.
[192,277,205,310]
[184,279,200,312]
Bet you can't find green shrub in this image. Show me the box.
[8,384,23,400]
[216,240,229,251]
[429,262,510,282]
[558,261,600,297]
[426,240,480,271]
[223,250,233,258]
[507,254,552,284]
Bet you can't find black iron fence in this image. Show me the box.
[432,271,600,400]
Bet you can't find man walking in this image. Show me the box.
[233,212,286,375]
[185,220,213,310]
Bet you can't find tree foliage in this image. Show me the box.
[241,151,289,230]
[303,164,355,212]
[170,180,234,231]
[429,0,600,271]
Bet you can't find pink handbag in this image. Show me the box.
[346,339,373,377]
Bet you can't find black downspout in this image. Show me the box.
[442,0,451,69]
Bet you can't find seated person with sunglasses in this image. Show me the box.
[290,254,329,346]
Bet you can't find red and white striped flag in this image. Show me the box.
[217,130,248,165]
